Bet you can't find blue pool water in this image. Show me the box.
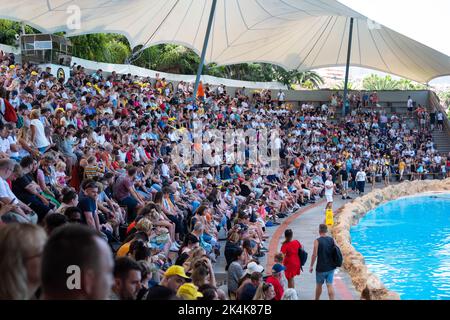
[350,193,450,300]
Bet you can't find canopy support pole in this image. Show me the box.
[342,17,354,117]
[192,0,217,104]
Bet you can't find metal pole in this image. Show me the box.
[192,0,217,104]
[342,17,354,117]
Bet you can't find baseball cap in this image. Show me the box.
[164,265,190,279]
[245,261,264,275]
[272,263,286,273]
[176,283,203,300]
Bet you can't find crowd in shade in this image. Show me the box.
[0,49,449,300]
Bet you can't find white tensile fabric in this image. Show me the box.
[0,0,449,83]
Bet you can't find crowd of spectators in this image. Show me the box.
[0,49,449,300]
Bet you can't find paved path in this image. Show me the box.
[264,197,359,300]
[214,184,393,299]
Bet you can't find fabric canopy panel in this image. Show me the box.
[1,0,449,83]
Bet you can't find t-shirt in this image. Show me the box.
[11,174,34,202]
[407,99,413,109]
[0,177,19,204]
[30,118,50,148]
[78,195,97,225]
[113,175,133,201]
[356,171,366,182]
[324,180,333,196]
[0,137,11,154]
[227,261,244,293]
[265,276,284,301]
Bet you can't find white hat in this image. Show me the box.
[245,261,264,275]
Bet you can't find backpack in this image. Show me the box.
[0,98,18,123]
[332,244,343,268]
[298,244,308,271]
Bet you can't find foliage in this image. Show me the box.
[333,80,355,90]
[362,74,427,91]
[437,89,450,108]
[70,34,131,64]
[0,19,36,46]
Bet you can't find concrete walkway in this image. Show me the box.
[264,196,360,300]
[214,184,393,299]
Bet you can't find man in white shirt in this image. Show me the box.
[355,168,367,195]
[324,175,334,204]
[407,96,413,114]
[277,90,285,106]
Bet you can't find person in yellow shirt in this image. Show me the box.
[399,159,406,181]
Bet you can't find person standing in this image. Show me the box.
[280,229,302,289]
[437,111,444,131]
[339,165,351,200]
[355,167,366,194]
[407,96,413,115]
[324,175,334,205]
[29,109,50,154]
[398,159,406,182]
[309,224,337,300]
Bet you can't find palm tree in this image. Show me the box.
[333,80,355,90]
[396,78,426,90]
[363,74,399,90]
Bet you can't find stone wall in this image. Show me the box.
[331,178,450,300]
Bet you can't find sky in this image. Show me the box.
[324,0,450,86]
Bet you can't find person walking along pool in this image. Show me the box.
[280,229,302,289]
[309,224,336,300]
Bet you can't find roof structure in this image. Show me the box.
[1,0,449,83]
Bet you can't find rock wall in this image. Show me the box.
[331,178,450,300]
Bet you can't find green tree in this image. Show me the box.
[396,78,427,90]
[362,74,399,90]
[437,89,450,108]
[0,19,36,46]
[70,34,131,64]
[333,80,355,90]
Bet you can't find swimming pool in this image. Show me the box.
[350,193,450,300]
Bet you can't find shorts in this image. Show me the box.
[316,270,335,285]
[342,181,348,190]
[326,194,333,203]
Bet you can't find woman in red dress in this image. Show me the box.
[281,229,302,289]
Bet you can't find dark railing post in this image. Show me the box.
[192,0,218,104]
[342,17,354,117]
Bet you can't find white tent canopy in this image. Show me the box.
[1,0,449,83]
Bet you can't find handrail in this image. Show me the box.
[428,90,450,134]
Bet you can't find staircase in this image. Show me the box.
[432,130,450,155]
[427,91,450,155]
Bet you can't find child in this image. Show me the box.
[274,252,288,290]
[55,161,70,190]
[84,156,105,179]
